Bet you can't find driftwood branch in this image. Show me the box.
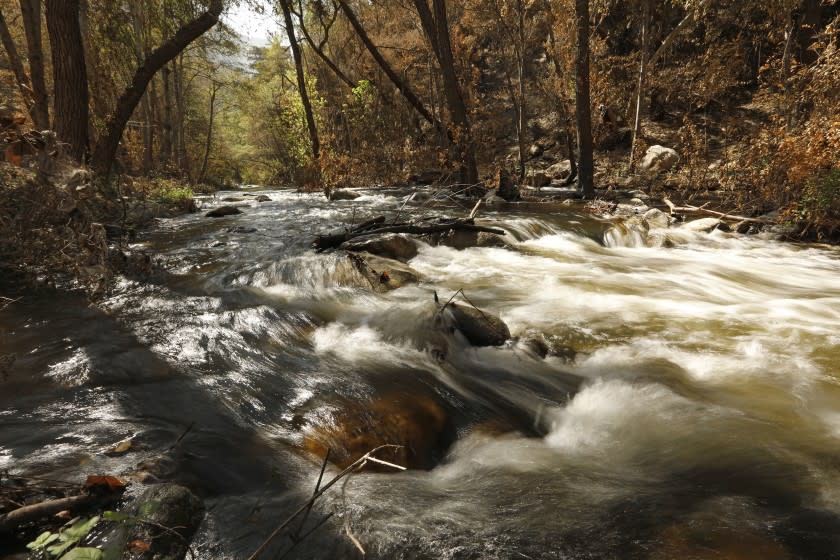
[663,198,773,224]
[314,220,506,252]
[0,494,95,533]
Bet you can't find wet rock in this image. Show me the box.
[205,205,242,218]
[682,217,721,232]
[329,189,361,201]
[443,301,511,347]
[492,167,520,201]
[222,196,247,202]
[227,226,257,234]
[644,208,671,229]
[604,216,650,247]
[255,194,272,202]
[348,252,420,292]
[640,145,679,172]
[341,233,418,261]
[126,484,204,560]
[519,334,549,359]
[303,393,450,470]
[545,160,572,179]
[432,229,509,250]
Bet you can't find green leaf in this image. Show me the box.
[102,511,130,523]
[62,516,101,541]
[27,531,59,550]
[59,548,104,560]
[48,540,76,558]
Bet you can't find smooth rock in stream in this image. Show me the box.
[303,394,450,470]
[205,205,242,218]
[329,189,361,201]
[341,233,419,261]
[222,196,247,202]
[255,194,272,202]
[348,252,419,292]
[682,217,722,232]
[444,301,511,347]
[127,483,204,560]
[432,229,508,250]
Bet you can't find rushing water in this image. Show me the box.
[2,187,840,559]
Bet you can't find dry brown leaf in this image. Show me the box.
[84,475,127,491]
[127,540,151,553]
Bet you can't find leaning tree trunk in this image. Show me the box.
[91,0,223,178]
[574,0,594,198]
[18,0,49,130]
[45,0,89,162]
[280,0,320,163]
[0,8,34,113]
[160,64,174,168]
[337,0,443,132]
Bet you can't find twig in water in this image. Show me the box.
[247,445,403,560]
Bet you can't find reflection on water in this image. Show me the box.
[2,188,840,559]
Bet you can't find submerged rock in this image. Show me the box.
[126,484,204,560]
[255,194,272,202]
[341,233,418,261]
[431,229,508,250]
[303,394,450,470]
[443,301,511,347]
[205,205,242,218]
[348,252,420,292]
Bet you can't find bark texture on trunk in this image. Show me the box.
[45,0,89,162]
[91,0,223,177]
[413,0,478,186]
[280,0,320,162]
[198,82,218,184]
[629,0,651,170]
[0,7,33,110]
[18,0,49,130]
[574,0,594,198]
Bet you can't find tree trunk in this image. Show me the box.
[18,0,49,130]
[160,64,173,167]
[174,54,190,180]
[337,0,442,132]
[129,4,153,174]
[574,0,594,198]
[629,0,651,171]
[91,0,223,178]
[413,0,479,187]
[280,0,320,162]
[516,0,527,181]
[546,16,578,183]
[45,0,89,162]
[0,7,34,112]
[198,82,218,184]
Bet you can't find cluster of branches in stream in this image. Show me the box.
[0,0,837,238]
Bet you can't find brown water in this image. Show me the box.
[2,187,840,559]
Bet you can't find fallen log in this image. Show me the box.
[314,220,506,252]
[0,493,95,533]
[663,198,774,224]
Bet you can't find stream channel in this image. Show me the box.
[2,186,840,559]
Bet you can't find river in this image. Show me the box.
[2,187,840,559]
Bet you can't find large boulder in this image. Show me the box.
[492,167,520,201]
[205,205,242,218]
[348,252,420,292]
[341,233,418,261]
[545,160,572,179]
[640,145,679,172]
[329,189,361,201]
[303,393,450,470]
[443,301,511,347]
